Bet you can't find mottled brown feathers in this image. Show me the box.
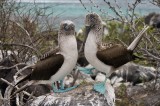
[97,44,136,68]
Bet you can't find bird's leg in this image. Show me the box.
[93,75,108,94]
[52,83,58,92]
[52,79,78,93]
[60,79,64,89]
[52,84,78,93]
[77,66,95,75]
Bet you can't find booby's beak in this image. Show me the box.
[64,24,70,31]
[63,22,74,31]
[81,25,91,51]
[84,25,91,42]
[78,25,91,53]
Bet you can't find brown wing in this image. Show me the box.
[30,48,64,80]
[97,44,134,68]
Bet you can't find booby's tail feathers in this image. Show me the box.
[15,74,31,86]
[133,54,145,60]
[11,74,32,97]
[127,26,150,51]
[11,80,34,97]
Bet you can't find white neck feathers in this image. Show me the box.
[58,34,78,56]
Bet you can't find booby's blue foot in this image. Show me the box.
[93,82,106,94]
[77,66,95,75]
[52,84,78,93]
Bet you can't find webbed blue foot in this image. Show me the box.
[93,82,106,94]
[52,85,78,93]
[77,66,95,75]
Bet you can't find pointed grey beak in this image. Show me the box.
[78,25,91,53]
[64,23,73,31]
[80,25,91,52]
[84,25,91,42]
[64,24,70,31]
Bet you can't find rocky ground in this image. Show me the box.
[115,81,160,106]
[22,79,160,106]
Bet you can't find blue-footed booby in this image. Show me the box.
[84,13,150,94]
[12,20,78,96]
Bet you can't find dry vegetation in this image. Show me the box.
[0,0,60,105]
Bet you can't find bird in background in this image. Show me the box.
[83,13,150,94]
[12,20,78,96]
[144,12,160,28]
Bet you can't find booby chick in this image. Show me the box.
[84,13,150,94]
[12,20,78,96]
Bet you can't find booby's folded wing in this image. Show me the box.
[30,47,64,80]
[96,44,134,68]
[11,52,64,96]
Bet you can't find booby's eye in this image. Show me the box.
[63,23,68,29]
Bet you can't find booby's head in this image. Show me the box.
[84,13,103,44]
[58,20,78,54]
[85,13,102,29]
[59,20,75,35]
